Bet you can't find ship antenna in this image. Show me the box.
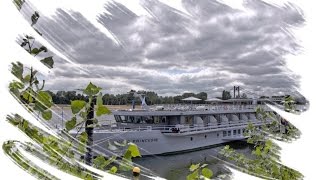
[134,92,149,110]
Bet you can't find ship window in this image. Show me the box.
[228,131,231,136]
[114,116,120,122]
[135,117,141,123]
[205,135,207,138]
[223,131,226,137]
[129,116,134,123]
[238,129,241,134]
[233,130,236,135]
[190,137,193,141]
[217,133,219,137]
[154,116,160,123]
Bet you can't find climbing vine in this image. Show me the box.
[219,102,303,180]
[5,1,142,179]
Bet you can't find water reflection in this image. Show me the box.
[133,141,252,180]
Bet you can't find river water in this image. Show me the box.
[133,141,252,180]
[49,105,252,180]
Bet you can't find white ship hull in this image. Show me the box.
[91,121,263,156]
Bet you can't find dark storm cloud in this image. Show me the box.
[27,0,304,96]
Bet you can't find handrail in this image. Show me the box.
[146,104,272,112]
[93,119,272,133]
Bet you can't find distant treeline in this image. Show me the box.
[46,90,208,105]
[45,90,307,105]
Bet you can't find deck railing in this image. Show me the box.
[149,104,272,112]
[95,119,273,133]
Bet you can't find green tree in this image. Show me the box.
[241,93,247,99]
[222,90,232,100]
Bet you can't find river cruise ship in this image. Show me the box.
[86,97,284,156]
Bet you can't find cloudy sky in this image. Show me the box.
[19,0,304,97]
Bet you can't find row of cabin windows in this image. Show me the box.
[190,129,243,141]
[191,129,244,140]
[115,116,166,124]
[222,129,243,137]
[116,114,257,124]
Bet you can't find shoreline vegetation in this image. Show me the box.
[52,104,141,111]
[44,90,308,106]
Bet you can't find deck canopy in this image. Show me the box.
[205,98,222,102]
[182,97,201,101]
[182,96,202,104]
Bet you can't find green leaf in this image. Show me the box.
[25,128,39,140]
[21,120,29,131]
[123,149,132,160]
[79,132,88,143]
[109,166,117,174]
[23,74,31,83]
[96,106,111,116]
[34,91,53,111]
[9,81,24,90]
[71,100,86,114]
[7,115,20,126]
[65,117,76,131]
[22,90,33,103]
[39,46,47,52]
[128,143,141,158]
[265,139,272,150]
[40,56,54,69]
[253,146,262,156]
[187,169,199,180]
[96,92,103,107]
[30,48,39,54]
[13,0,25,10]
[84,174,93,180]
[9,81,24,97]
[93,155,106,170]
[104,156,116,167]
[189,163,200,172]
[11,62,23,80]
[201,168,213,179]
[83,82,101,96]
[272,164,280,177]
[42,110,52,120]
[78,143,86,154]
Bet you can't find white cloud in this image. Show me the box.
[18,0,305,97]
